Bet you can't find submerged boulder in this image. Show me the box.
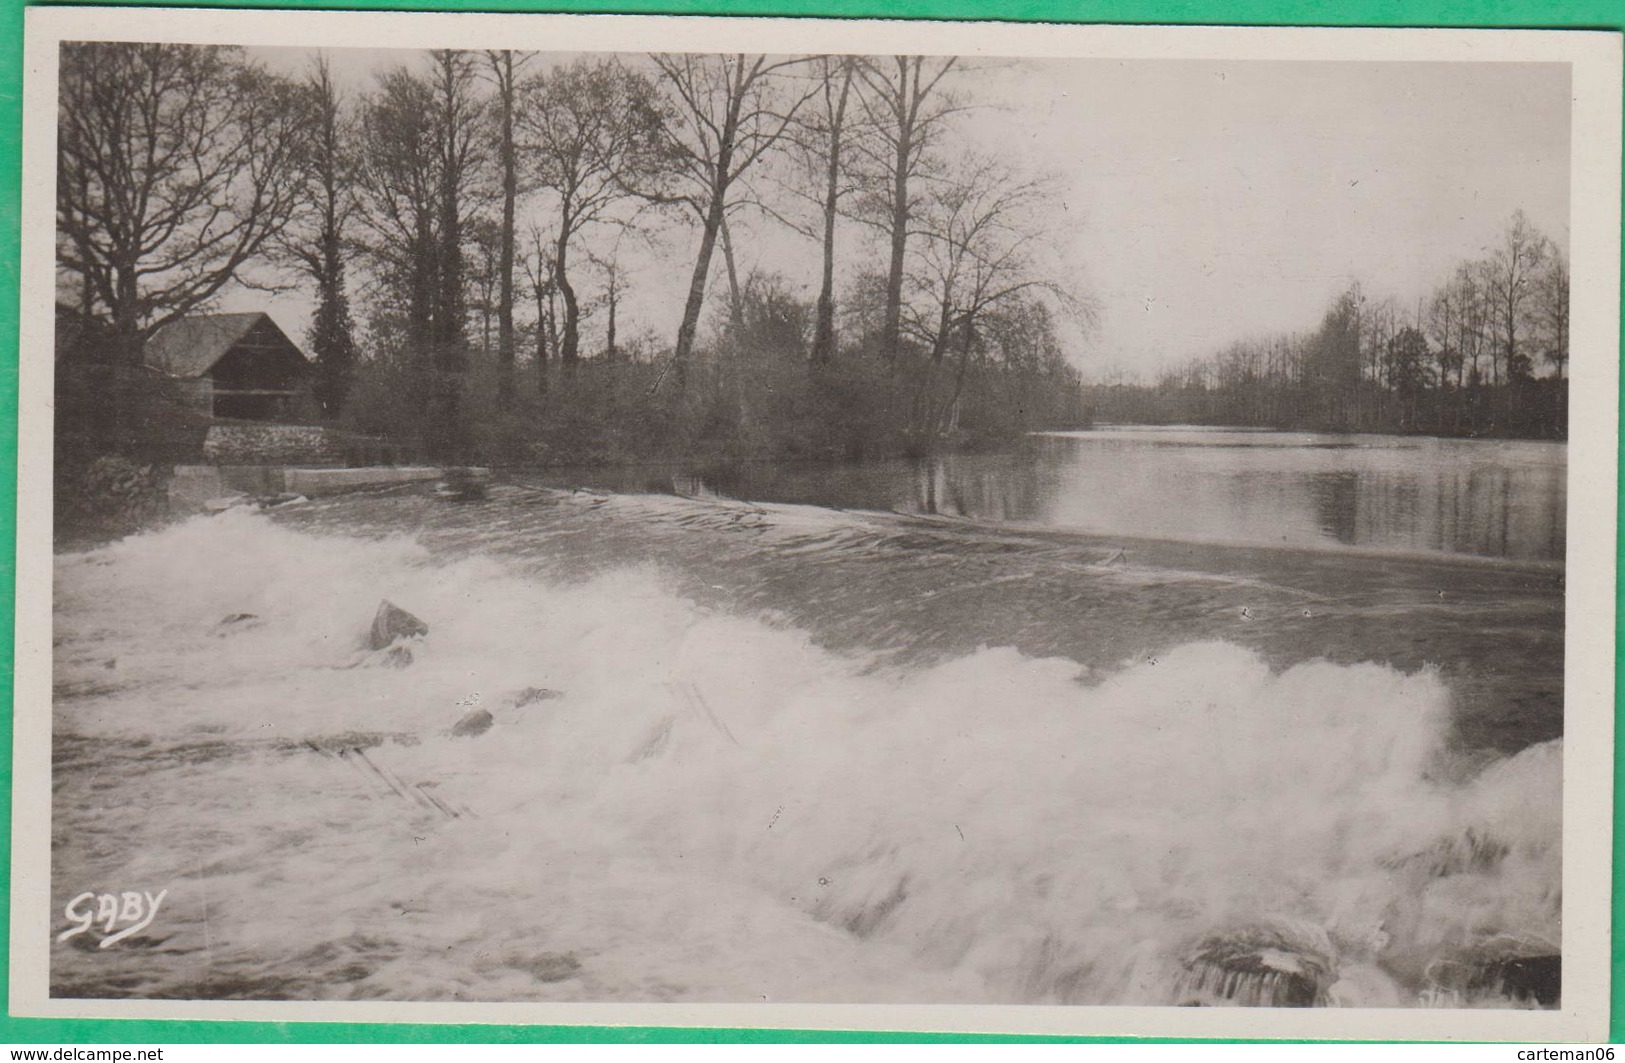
[1417,948,1561,1007]
[507,686,564,709]
[505,951,581,983]
[369,600,428,651]
[450,688,562,738]
[1176,923,1336,1008]
[1469,954,1560,1007]
[450,708,494,738]
[213,613,263,637]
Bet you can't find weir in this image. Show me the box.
[48,489,1564,1006]
[168,465,486,510]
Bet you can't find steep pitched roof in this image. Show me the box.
[143,313,306,379]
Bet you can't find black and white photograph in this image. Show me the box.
[12,9,1621,1040]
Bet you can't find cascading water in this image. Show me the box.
[49,495,1561,1007]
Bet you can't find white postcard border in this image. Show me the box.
[13,7,1621,1041]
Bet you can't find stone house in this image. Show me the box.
[142,312,371,465]
[56,306,393,469]
[143,312,317,424]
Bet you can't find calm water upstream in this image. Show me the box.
[537,427,1568,563]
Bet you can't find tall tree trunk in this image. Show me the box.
[670,187,728,391]
[539,282,559,399]
[937,313,976,439]
[409,217,436,422]
[312,211,355,419]
[428,51,471,462]
[555,217,580,370]
[108,286,142,452]
[811,61,850,368]
[302,59,356,420]
[112,264,140,367]
[883,121,910,362]
[720,217,744,328]
[812,177,838,365]
[929,296,952,363]
[495,53,517,407]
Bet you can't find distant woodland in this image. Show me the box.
[1085,211,1569,440]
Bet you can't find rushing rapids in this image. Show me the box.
[50,484,1562,1006]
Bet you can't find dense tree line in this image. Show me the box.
[1086,212,1569,439]
[56,43,1090,472]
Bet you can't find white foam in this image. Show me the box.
[50,511,1561,1005]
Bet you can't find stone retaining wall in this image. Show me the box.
[202,423,346,465]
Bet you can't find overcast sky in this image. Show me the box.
[235,48,1571,378]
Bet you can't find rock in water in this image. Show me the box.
[451,708,494,738]
[1176,923,1336,1007]
[505,952,581,983]
[213,612,262,637]
[507,687,565,709]
[369,600,428,651]
[1468,955,1560,1007]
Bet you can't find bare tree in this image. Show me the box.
[768,56,861,366]
[1426,279,1468,430]
[908,154,1083,437]
[1447,261,1491,388]
[1360,295,1396,427]
[428,51,486,363]
[353,54,488,459]
[521,57,668,371]
[355,68,440,398]
[1383,325,1432,429]
[422,51,488,459]
[650,53,816,390]
[1484,209,1550,387]
[718,216,747,328]
[587,246,629,360]
[484,50,532,406]
[521,226,558,397]
[278,55,359,419]
[56,43,305,365]
[851,56,963,362]
[1536,247,1570,380]
[465,216,504,352]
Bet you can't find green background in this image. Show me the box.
[0,0,1618,1044]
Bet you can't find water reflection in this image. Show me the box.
[1311,471,1360,546]
[535,426,1567,562]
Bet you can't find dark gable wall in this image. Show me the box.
[210,319,318,424]
[209,319,312,391]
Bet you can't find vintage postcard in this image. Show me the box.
[12,6,1622,1041]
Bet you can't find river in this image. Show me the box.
[49,428,1565,1010]
[531,426,1568,564]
